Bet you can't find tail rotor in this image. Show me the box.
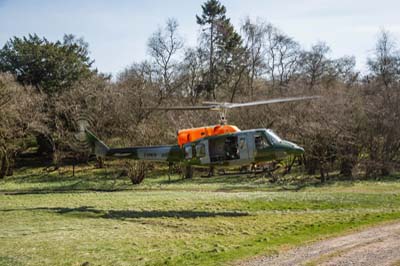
[69,114,94,153]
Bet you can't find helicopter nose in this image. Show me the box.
[281,141,304,155]
[293,145,305,155]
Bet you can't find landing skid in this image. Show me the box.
[200,166,215,178]
[172,163,281,181]
[215,163,281,181]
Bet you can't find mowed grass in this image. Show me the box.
[1,166,400,266]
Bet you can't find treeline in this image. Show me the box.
[0,0,399,181]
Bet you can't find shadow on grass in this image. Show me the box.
[0,206,249,219]
[1,187,129,195]
[8,167,121,184]
[159,174,256,185]
[4,166,399,195]
[1,167,132,195]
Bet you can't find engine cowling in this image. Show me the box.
[177,124,240,146]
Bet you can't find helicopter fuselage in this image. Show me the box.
[98,128,304,167]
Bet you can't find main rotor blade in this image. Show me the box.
[148,105,217,110]
[143,96,320,111]
[228,96,320,108]
[202,101,224,105]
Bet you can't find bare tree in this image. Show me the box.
[179,48,205,103]
[0,73,46,178]
[361,30,400,176]
[241,17,269,98]
[299,43,357,90]
[264,27,301,91]
[367,30,400,89]
[331,56,357,86]
[299,42,330,90]
[148,18,184,100]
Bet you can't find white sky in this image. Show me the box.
[1,0,399,77]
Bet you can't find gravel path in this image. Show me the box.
[238,221,400,266]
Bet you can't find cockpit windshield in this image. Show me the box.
[266,129,282,144]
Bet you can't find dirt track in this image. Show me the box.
[238,221,400,266]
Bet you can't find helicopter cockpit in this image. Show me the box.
[254,129,282,150]
[265,129,282,144]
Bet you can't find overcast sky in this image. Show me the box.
[1,0,399,77]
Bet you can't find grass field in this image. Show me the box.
[1,165,400,266]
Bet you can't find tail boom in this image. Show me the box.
[84,129,183,162]
[106,145,183,162]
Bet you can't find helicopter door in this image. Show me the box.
[195,140,210,164]
[238,134,251,162]
[223,136,240,160]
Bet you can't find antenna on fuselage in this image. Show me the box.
[219,109,228,125]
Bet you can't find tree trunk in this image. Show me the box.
[380,163,391,177]
[36,134,54,155]
[340,159,353,178]
[96,157,104,169]
[6,161,13,176]
[52,150,60,170]
[320,167,326,183]
[0,155,8,179]
[305,157,318,175]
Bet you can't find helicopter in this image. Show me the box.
[80,96,317,178]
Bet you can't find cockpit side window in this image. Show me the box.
[266,130,282,144]
[196,143,206,158]
[254,134,270,149]
[184,145,193,159]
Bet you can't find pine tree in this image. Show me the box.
[196,0,243,100]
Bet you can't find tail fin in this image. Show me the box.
[84,129,110,157]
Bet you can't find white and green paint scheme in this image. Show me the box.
[85,128,304,168]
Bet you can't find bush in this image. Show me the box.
[124,161,148,184]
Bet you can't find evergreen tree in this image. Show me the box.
[196,0,243,100]
[0,34,94,95]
